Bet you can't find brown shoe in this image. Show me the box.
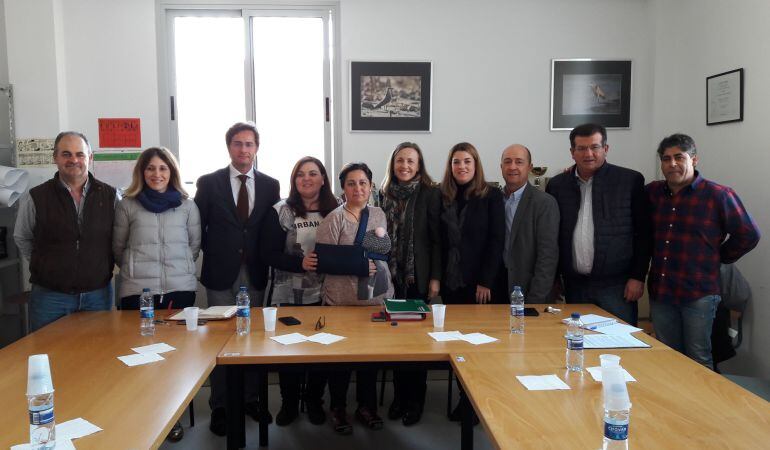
[355,406,383,430]
[330,407,353,435]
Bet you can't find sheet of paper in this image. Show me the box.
[428,331,464,342]
[270,333,308,345]
[12,438,76,450]
[117,352,165,366]
[594,323,643,335]
[306,332,346,345]
[459,332,499,345]
[584,334,650,349]
[516,374,571,391]
[577,314,616,327]
[586,366,637,382]
[56,418,103,440]
[131,343,176,354]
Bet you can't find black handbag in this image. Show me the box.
[315,207,371,276]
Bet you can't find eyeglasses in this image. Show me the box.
[315,316,326,331]
[572,144,606,153]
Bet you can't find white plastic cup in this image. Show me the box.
[263,307,278,332]
[184,307,199,331]
[599,354,621,368]
[27,354,54,396]
[432,304,446,329]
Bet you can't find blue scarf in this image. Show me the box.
[137,186,182,213]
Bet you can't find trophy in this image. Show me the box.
[531,166,548,190]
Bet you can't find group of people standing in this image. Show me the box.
[13,121,760,441]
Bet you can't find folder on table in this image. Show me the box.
[384,298,429,321]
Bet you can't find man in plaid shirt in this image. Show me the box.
[647,133,760,369]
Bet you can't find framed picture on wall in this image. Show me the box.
[350,61,432,132]
[707,68,744,125]
[550,59,632,130]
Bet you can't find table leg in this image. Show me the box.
[460,390,474,450]
[226,365,246,450]
[258,366,269,447]
[447,368,454,418]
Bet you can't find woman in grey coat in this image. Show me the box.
[113,146,201,311]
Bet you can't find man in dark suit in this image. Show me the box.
[195,121,280,436]
[498,144,559,303]
[546,123,651,326]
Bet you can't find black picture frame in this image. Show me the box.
[551,59,632,130]
[707,68,744,126]
[350,61,432,132]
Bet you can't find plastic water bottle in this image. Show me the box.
[140,288,155,336]
[565,312,584,371]
[509,286,525,334]
[236,286,251,336]
[602,367,631,449]
[28,354,55,449]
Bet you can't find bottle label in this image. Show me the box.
[29,406,54,425]
[140,307,154,319]
[604,419,629,440]
[567,337,583,350]
[237,306,250,318]
[510,305,524,317]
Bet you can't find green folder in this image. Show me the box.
[384,298,430,314]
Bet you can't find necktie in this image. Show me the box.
[237,174,249,222]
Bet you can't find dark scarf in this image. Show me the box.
[381,179,420,295]
[441,184,469,291]
[137,186,182,213]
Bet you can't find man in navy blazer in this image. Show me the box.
[497,144,560,303]
[195,121,280,436]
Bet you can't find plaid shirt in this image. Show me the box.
[646,172,760,304]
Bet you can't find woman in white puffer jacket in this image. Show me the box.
[113,146,201,311]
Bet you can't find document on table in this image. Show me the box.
[428,331,464,342]
[593,323,644,335]
[583,334,650,349]
[131,342,176,354]
[11,418,101,449]
[459,333,498,345]
[516,375,571,390]
[270,333,308,345]
[118,352,165,366]
[305,332,346,345]
[586,366,637,382]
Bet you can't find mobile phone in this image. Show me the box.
[524,308,540,317]
[278,316,301,326]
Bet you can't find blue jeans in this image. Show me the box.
[29,284,113,332]
[565,280,638,326]
[651,295,721,369]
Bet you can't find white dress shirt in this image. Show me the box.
[229,164,255,216]
[572,172,594,274]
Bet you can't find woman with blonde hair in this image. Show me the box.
[113,146,200,310]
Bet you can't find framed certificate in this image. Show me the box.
[707,68,744,125]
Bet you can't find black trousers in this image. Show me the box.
[327,369,379,410]
[119,291,196,310]
[278,370,327,406]
[392,282,428,410]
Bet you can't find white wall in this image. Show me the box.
[340,0,657,186]
[651,0,770,378]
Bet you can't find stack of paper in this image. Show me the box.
[427,331,498,345]
[586,366,637,382]
[11,418,102,449]
[117,342,176,366]
[583,334,650,349]
[516,375,571,391]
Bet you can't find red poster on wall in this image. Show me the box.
[98,118,141,148]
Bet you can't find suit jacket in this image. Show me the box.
[440,186,505,291]
[502,183,560,303]
[195,166,280,291]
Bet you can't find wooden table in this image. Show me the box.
[450,350,770,449]
[0,311,234,449]
[217,304,653,448]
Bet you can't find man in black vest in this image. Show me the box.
[546,123,651,326]
[14,131,117,331]
[195,121,280,436]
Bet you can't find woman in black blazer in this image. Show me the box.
[439,142,505,305]
[380,142,442,426]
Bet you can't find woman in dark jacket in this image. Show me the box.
[380,142,441,426]
[439,142,505,304]
[260,156,338,427]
